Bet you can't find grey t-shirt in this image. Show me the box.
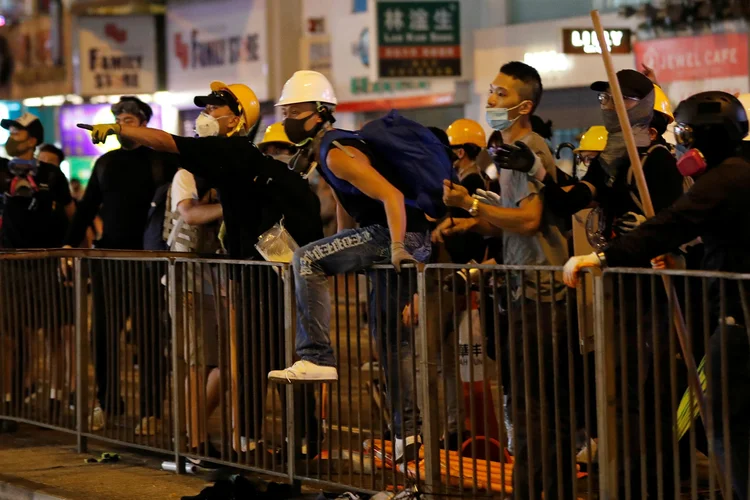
[500,131,568,301]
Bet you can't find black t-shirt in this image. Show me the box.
[172,135,323,259]
[65,147,178,250]
[0,160,72,249]
[319,138,430,233]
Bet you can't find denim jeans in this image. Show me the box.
[292,224,431,438]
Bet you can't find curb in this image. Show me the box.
[0,475,69,500]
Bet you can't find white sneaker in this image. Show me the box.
[268,360,338,384]
[395,435,422,463]
[135,416,162,436]
[89,406,106,432]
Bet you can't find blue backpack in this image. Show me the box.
[318,110,455,219]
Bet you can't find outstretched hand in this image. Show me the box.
[77,123,121,145]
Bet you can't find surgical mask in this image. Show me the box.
[5,137,32,158]
[485,102,526,131]
[676,149,707,177]
[195,112,230,138]
[284,115,321,146]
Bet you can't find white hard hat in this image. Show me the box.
[275,70,337,107]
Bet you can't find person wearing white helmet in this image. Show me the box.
[268,70,431,463]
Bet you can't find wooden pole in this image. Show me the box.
[590,10,727,498]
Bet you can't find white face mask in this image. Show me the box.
[195,112,231,137]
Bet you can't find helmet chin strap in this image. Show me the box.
[226,116,246,137]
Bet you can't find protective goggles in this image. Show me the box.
[597,92,641,106]
[672,123,694,146]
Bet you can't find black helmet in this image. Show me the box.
[674,91,749,143]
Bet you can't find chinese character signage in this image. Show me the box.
[375,1,461,79]
[167,0,268,100]
[562,28,632,55]
[78,16,158,95]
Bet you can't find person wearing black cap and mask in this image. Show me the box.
[496,69,685,496]
[65,96,178,436]
[0,113,75,428]
[565,90,750,500]
[79,82,323,462]
[0,112,75,248]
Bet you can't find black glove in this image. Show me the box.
[493,141,536,173]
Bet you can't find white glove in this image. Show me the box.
[391,241,417,272]
[563,252,602,288]
[616,211,647,233]
[473,189,502,207]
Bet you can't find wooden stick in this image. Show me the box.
[590,10,727,497]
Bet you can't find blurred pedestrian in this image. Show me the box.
[65,96,178,435]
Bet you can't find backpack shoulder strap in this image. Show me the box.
[318,130,362,169]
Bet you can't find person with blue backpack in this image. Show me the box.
[266,70,454,462]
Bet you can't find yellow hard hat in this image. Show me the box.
[258,122,293,147]
[576,125,608,153]
[446,118,486,148]
[737,94,750,141]
[653,84,674,124]
[210,81,260,136]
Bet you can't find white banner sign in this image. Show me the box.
[167,0,268,101]
[328,0,454,104]
[78,16,157,95]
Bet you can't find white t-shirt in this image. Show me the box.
[171,169,198,212]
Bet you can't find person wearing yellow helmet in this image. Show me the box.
[574,125,607,179]
[437,118,488,264]
[79,82,325,457]
[257,122,296,159]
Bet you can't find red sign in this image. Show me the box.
[634,33,748,83]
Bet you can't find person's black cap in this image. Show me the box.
[194,90,241,116]
[1,112,44,145]
[591,69,654,100]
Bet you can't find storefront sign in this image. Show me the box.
[634,33,748,84]
[374,1,461,78]
[328,0,455,108]
[167,0,268,100]
[78,16,157,95]
[562,28,631,55]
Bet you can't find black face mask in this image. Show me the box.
[284,115,321,146]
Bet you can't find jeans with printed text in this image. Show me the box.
[292,225,431,439]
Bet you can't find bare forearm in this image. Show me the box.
[119,125,178,154]
[180,204,223,225]
[453,196,536,235]
[383,192,407,244]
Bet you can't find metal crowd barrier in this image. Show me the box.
[0,250,747,499]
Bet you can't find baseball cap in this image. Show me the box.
[590,69,654,100]
[1,112,44,145]
[194,90,241,116]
